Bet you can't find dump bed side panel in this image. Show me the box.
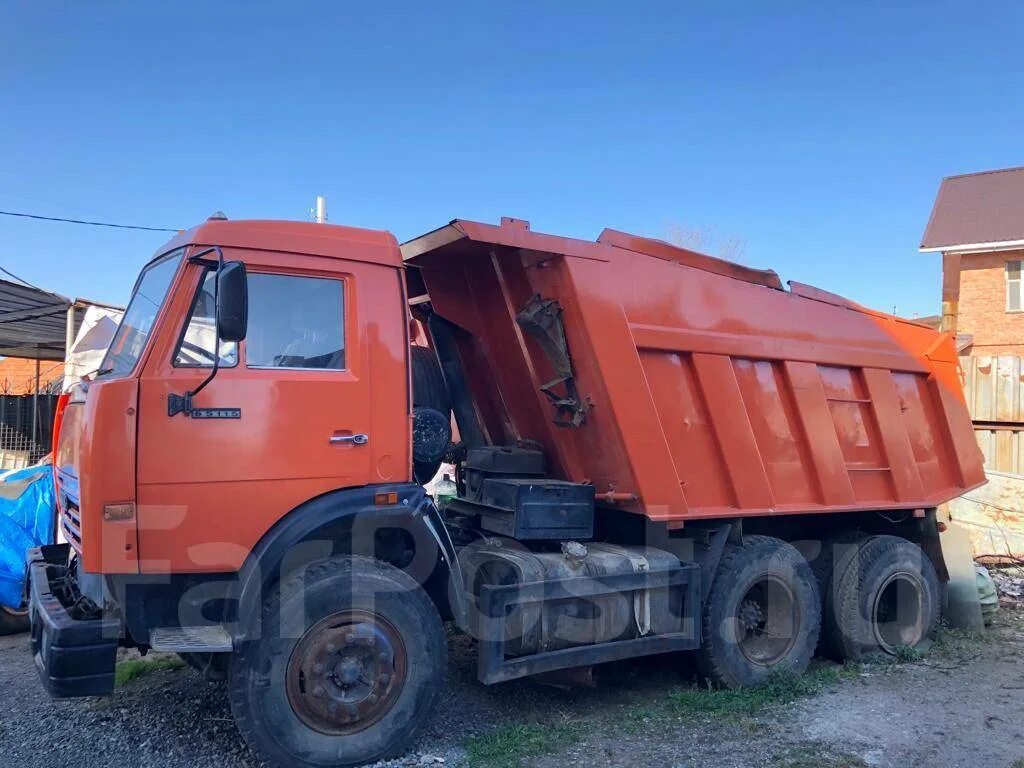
[581,246,985,518]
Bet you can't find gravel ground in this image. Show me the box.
[2,609,1023,768]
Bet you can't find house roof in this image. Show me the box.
[921,166,1024,252]
[0,278,72,360]
[0,279,120,361]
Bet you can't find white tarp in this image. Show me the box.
[63,305,124,391]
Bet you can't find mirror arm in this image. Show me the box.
[169,246,225,417]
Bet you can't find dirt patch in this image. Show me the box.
[524,612,1024,768]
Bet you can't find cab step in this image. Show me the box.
[149,626,233,653]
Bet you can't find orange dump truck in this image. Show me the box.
[28,216,985,767]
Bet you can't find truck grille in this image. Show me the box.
[60,497,83,553]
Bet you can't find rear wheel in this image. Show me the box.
[805,532,861,660]
[697,535,820,687]
[228,556,446,768]
[0,605,29,636]
[831,535,940,661]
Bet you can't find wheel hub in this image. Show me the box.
[738,599,764,632]
[872,572,925,653]
[334,657,362,686]
[734,576,800,667]
[286,611,407,735]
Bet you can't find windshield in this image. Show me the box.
[97,248,184,379]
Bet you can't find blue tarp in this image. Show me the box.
[0,466,55,609]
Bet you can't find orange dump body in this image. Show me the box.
[404,218,987,522]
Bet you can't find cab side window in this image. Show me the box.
[246,274,345,370]
[174,269,238,367]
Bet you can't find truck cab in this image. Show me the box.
[55,218,413,576]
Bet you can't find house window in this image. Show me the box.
[1009,260,1023,312]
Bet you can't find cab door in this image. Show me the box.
[136,251,402,573]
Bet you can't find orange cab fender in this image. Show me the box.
[233,484,463,642]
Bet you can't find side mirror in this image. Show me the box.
[217,261,248,342]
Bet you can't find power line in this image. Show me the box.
[0,266,70,303]
[0,209,179,232]
[0,265,51,293]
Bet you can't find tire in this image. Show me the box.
[411,346,450,486]
[413,460,442,485]
[410,346,449,415]
[0,605,29,636]
[831,535,940,661]
[179,652,229,682]
[697,535,821,688]
[804,532,861,660]
[228,556,446,768]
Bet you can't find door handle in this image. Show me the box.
[330,433,369,446]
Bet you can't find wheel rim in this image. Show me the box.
[872,572,924,653]
[286,610,407,735]
[735,575,800,666]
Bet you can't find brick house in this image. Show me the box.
[921,166,1024,356]
[0,357,63,395]
[922,166,1024,559]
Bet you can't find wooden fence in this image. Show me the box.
[950,356,1024,558]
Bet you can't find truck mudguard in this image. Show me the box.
[233,483,462,642]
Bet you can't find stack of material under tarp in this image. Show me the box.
[0,465,55,611]
[63,304,124,392]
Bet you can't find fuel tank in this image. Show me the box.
[460,540,681,656]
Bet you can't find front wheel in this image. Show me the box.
[697,535,821,687]
[228,556,446,768]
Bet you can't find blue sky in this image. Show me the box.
[2,2,1022,316]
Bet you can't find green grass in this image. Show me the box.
[665,665,860,722]
[772,745,867,768]
[890,644,924,664]
[612,663,860,735]
[925,622,994,666]
[114,655,186,686]
[464,721,587,768]
[932,622,991,650]
[464,665,861,766]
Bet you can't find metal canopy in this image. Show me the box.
[0,278,73,361]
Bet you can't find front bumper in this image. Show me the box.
[27,544,121,697]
